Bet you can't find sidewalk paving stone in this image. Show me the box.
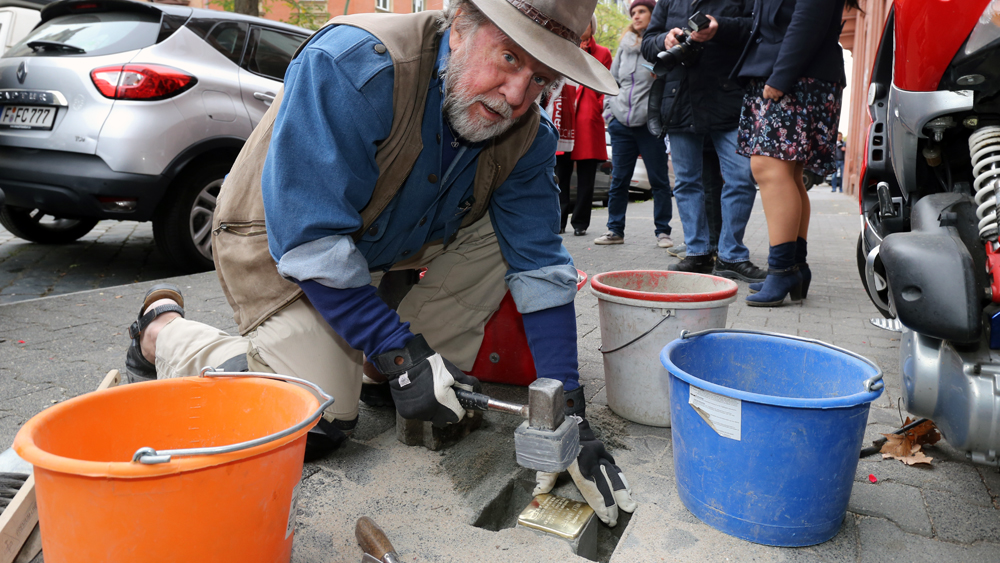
[848,481,932,536]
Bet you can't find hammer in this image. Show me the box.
[455,379,580,473]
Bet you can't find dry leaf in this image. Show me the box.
[899,449,934,466]
[880,433,914,458]
[879,418,941,465]
[903,417,941,446]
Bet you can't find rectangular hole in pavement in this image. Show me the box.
[472,475,631,562]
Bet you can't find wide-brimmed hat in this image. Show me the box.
[469,0,619,95]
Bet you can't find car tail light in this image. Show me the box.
[90,64,196,100]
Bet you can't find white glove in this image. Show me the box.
[533,419,637,527]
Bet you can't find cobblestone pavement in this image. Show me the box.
[3,186,1000,562]
[0,220,184,305]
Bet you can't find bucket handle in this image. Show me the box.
[600,310,674,355]
[132,367,335,465]
[679,328,885,393]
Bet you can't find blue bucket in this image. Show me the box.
[660,329,884,547]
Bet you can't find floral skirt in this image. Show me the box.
[737,77,843,175]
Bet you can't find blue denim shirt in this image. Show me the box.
[262,25,577,313]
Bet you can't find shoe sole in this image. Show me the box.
[713,270,766,283]
[657,242,674,248]
[142,283,185,313]
[594,240,624,245]
[668,266,713,274]
[746,298,802,307]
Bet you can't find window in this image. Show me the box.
[376,0,392,12]
[412,0,424,11]
[192,21,249,65]
[9,11,161,58]
[244,27,308,81]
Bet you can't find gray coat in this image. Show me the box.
[605,32,657,128]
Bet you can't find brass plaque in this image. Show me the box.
[517,494,595,540]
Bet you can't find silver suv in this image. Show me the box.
[0,0,310,271]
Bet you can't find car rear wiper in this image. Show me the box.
[26,40,86,54]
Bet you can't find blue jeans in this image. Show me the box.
[669,129,756,262]
[831,159,844,191]
[606,119,672,237]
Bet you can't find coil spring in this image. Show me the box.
[971,126,1000,242]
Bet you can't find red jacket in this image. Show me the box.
[570,37,612,161]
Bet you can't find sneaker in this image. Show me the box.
[666,243,686,258]
[656,233,674,248]
[594,232,624,245]
[668,254,714,274]
[713,259,767,282]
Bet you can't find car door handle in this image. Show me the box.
[253,91,276,105]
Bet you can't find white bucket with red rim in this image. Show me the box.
[590,270,737,427]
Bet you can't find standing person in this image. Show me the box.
[124,0,637,527]
[557,15,612,237]
[641,0,767,283]
[736,0,856,306]
[594,0,675,248]
[831,131,845,192]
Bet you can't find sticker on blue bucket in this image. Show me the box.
[688,387,741,440]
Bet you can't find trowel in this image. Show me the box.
[355,516,401,563]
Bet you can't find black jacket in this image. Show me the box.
[640,0,752,134]
[732,0,847,93]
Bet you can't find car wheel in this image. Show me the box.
[802,170,816,191]
[856,233,892,318]
[153,161,228,273]
[0,206,98,244]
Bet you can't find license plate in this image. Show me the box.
[0,105,57,130]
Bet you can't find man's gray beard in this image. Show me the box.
[443,46,517,143]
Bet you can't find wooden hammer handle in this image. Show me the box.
[355,517,395,561]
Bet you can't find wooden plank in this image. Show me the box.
[0,474,36,563]
[0,369,122,563]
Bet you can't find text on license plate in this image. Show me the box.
[0,106,56,129]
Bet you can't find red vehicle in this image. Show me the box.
[858,0,1000,465]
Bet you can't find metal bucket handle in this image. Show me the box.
[132,367,335,465]
[679,328,885,393]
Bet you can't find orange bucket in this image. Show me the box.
[13,372,328,563]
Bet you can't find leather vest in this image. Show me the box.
[211,11,542,334]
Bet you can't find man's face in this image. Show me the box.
[445,15,559,143]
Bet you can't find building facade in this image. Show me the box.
[839,0,892,196]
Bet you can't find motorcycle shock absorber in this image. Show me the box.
[970,125,1000,303]
[971,126,1000,242]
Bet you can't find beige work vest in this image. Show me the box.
[211,11,542,335]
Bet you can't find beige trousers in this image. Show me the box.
[155,214,509,423]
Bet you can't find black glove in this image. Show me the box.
[371,334,481,427]
[533,387,637,527]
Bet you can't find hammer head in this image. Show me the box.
[515,379,580,472]
[527,378,566,431]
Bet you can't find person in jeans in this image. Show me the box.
[831,131,845,192]
[594,0,674,248]
[641,0,766,282]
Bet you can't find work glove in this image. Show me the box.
[532,388,637,527]
[371,334,481,427]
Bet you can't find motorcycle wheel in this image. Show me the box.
[856,233,893,318]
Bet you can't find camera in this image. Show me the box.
[653,11,711,76]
